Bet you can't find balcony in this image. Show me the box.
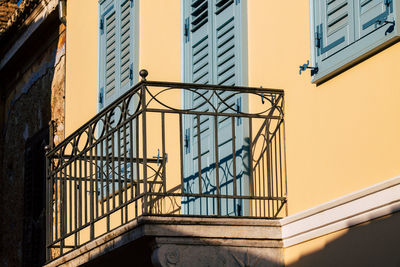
[45,70,286,266]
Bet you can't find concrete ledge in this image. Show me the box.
[44,216,282,267]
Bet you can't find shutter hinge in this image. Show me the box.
[184,128,190,154]
[130,0,134,7]
[384,20,396,35]
[99,88,104,108]
[100,18,104,34]
[236,98,242,126]
[235,0,240,4]
[299,60,318,76]
[129,63,133,81]
[314,29,321,49]
[184,17,190,43]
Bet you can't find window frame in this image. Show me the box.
[310,0,400,84]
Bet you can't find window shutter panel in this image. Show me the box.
[355,0,394,38]
[214,0,237,86]
[316,0,355,60]
[99,0,118,108]
[182,0,247,216]
[118,0,134,172]
[99,0,135,110]
[119,0,134,94]
[311,0,398,83]
[98,0,136,198]
[213,0,247,216]
[183,0,215,215]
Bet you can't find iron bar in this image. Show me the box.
[179,113,185,195]
[124,119,128,223]
[196,115,202,195]
[214,115,221,216]
[141,85,149,215]
[161,113,167,195]
[135,117,140,218]
[231,117,237,197]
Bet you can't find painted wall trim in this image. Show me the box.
[281,175,400,247]
[0,0,59,71]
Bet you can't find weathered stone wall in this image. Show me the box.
[0,2,18,33]
[0,23,65,267]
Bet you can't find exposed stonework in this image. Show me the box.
[0,0,41,36]
[51,24,66,146]
[0,13,65,267]
[0,1,18,33]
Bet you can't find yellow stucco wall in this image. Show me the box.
[65,0,181,137]
[65,0,98,136]
[139,0,180,82]
[65,0,400,250]
[247,0,400,215]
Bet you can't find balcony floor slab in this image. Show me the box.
[44,215,283,267]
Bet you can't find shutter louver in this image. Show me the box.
[120,0,132,91]
[105,10,117,99]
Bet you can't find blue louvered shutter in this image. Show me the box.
[311,0,398,83]
[98,0,136,197]
[213,0,248,216]
[99,0,117,109]
[182,0,247,216]
[117,0,135,178]
[99,0,135,109]
[119,0,135,94]
[183,0,215,215]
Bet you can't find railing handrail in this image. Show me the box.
[47,79,284,156]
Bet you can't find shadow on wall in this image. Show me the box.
[287,210,400,267]
[0,19,65,267]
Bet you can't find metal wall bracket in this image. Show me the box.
[299,60,318,76]
[381,20,396,35]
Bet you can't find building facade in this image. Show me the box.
[1,0,400,266]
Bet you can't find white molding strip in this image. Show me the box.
[280,175,400,247]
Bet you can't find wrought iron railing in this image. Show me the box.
[45,70,286,261]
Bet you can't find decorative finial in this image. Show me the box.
[139,69,148,81]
